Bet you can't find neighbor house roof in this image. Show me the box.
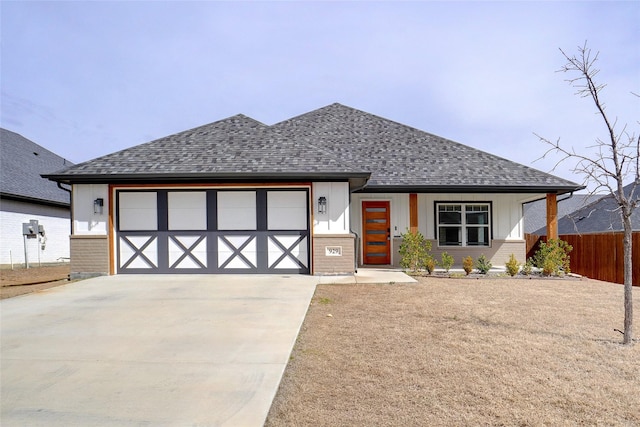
[1,128,73,206]
[524,194,601,234]
[44,103,583,194]
[531,182,640,235]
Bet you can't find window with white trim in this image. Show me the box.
[437,203,490,246]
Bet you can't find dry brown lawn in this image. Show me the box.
[0,264,70,299]
[266,277,640,426]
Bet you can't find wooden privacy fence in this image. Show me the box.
[525,232,640,285]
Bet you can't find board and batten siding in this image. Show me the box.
[418,194,527,241]
[73,184,110,235]
[312,182,350,234]
[312,182,356,274]
[70,184,110,278]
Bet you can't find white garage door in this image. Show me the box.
[116,188,310,274]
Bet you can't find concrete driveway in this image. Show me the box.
[1,274,318,427]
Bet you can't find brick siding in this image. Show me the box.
[427,240,526,268]
[313,234,356,275]
[70,235,109,279]
[390,237,526,269]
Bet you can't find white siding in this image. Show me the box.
[73,184,109,235]
[419,193,534,241]
[313,182,350,234]
[0,199,70,265]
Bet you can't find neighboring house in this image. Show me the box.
[0,128,73,266]
[531,182,640,235]
[43,103,583,278]
[524,194,601,235]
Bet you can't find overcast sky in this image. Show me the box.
[2,1,638,192]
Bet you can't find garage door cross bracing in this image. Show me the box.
[116,188,310,274]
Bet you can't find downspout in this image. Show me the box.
[57,182,73,235]
[349,179,370,274]
[522,190,575,206]
[557,191,575,203]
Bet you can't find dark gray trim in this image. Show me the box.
[359,185,584,195]
[115,187,311,274]
[43,172,370,184]
[433,201,494,247]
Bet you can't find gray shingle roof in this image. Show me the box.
[524,194,601,234]
[44,103,583,194]
[532,183,640,235]
[46,113,369,183]
[1,128,73,206]
[273,104,581,192]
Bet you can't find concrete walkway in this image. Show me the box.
[1,269,414,427]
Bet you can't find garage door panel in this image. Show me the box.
[267,191,308,230]
[119,192,158,231]
[119,235,158,269]
[168,235,207,269]
[168,192,207,231]
[116,189,310,274]
[268,235,308,269]
[217,191,257,230]
[218,235,257,269]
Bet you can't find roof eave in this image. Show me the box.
[357,184,586,194]
[42,171,372,185]
[0,192,70,208]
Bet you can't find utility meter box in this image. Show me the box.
[22,220,39,238]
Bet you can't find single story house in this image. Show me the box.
[43,104,583,277]
[1,128,73,266]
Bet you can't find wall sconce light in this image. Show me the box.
[318,196,327,214]
[94,198,104,215]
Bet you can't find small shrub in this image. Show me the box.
[533,239,572,276]
[440,252,454,272]
[399,229,433,273]
[475,254,492,274]
[462,256,474,275]
[425,256,437,275]
[505,254,520,277]
[522,259,533,275]
[542,258,557,276]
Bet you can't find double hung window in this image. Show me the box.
[437,203,490,246]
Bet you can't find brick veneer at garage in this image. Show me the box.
[313,234,356,275]
[70,235,109,279]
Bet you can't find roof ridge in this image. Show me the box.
[51,114,268,174]
[270,104,370,173]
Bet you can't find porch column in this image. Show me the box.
[546,193,558,240]
[409,193,418,233]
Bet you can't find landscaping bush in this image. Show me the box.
[462,256,474,275]
[505,254,521,277]
[475,254,492,274]
[522,259,534,276]
[398,229,433,273]
[425,256,436,275]
[440,252,454,272]
[533,239,572,276]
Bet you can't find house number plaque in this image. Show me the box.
[325,246,342,257]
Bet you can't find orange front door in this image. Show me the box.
[362,201,391,265]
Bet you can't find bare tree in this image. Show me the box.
[536,42,638,345]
